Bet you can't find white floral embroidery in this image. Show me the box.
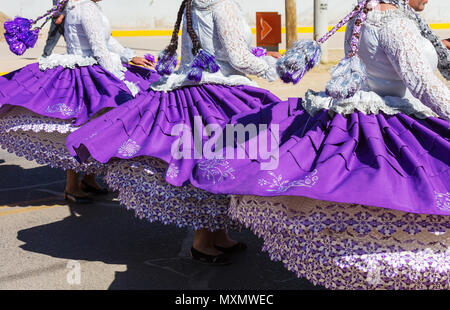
[197,159,235,185]
[435,192,450,212]
[258,169,319,193]
[118,139,141,158]
[166,163,180,179]
[46,103,82,117]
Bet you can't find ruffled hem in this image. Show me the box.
[150,71,258,92]
[0,107,79,134]
[0,130,105,174]
[304,89,437,119]
[38,54,98,71]
[229,196,450,290]
[104,157,240,231]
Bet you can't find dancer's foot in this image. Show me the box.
[64,189,92,204]
[213,230,246,253]
[190,247,231,266]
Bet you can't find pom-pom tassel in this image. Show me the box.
[187,49,220,82]
[155,50,178,76]
[276,40,322,84]
[3,17,39,56]
[325,56,368,100]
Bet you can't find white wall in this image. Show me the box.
[1,0,449,29]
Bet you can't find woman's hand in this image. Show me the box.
[442,39,450,50]
[267,51,282,59]
[131,57,155,68]
[55,14,65,25]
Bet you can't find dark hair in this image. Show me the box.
[164,0,201,57]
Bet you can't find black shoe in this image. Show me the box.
[190,247,232,266]
[64,191,93,204]
[214,242,247,254]
[81,180,109,196]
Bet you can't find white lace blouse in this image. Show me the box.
[38,0,138,94]
[305,9,450,120]
[151,0,278,92]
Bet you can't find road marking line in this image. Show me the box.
[111,24,449,37]
[0,204,65,217]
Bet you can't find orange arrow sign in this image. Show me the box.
[260,18,273,41]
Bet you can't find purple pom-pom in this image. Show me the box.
[9,40,27,56]
[196,49,220,73]
[187,66,203,82]
[186,49,220,82]
[18,28,40,48]
[4,20,19,35]
[14,17,33,33]
[276,40,322,84]
[144,54,156,63]
[155,50,178,76]
[252,47,267,58]
[3,17,37,55]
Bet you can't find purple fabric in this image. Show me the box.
[0,63,159,126]
[66,84,281,186]
[190,98,450,216]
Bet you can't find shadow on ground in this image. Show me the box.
[16,194,322,290]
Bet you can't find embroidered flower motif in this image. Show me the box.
[435,191,450,212]
[46,103,81,117]
[258,169,319,193]
[118,139,141,158]
[166,163,180,179]
[197,159,235,185]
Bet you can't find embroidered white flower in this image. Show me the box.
[258,169,319,193]
[118,139,141,158]
[46,103,81,117]
[197,159,235,185]
[435,191,450,212]
[166,163,180,179]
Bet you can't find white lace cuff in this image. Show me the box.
[261,56,278,82]
[120,48,136,64]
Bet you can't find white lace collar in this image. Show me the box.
[193,0,226,10]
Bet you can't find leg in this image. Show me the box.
[191,229,232,265]
[42,21,62,57]
[65,170,92,203]
[80,174,108,195]
[193,229,223,256]
[212,230,238,248]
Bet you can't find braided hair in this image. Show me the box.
[155,0,219,80]
[380,0,450,80]
[3,0,69,55]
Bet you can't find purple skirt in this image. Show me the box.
[66,84,281,186]
[190,98,450,216]
[0,63,159,126]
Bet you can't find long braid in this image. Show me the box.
[165,0,188,56]
[156,0,220,79]
[381,0,449,80]
[185,0,201,55]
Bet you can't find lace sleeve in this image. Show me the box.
[80,2,124,79]
[212,1,278,81]
[379,17,450,120]
[107,37,136,64]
